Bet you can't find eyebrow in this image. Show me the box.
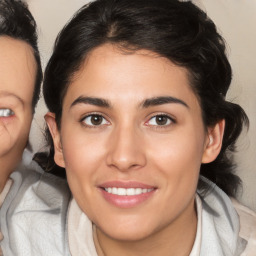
[141,96,189,108]
[70,96,111,109]
[0,91,24,106]
[70,95,189,110]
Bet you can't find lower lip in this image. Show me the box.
[100,188,156,208]
[0,115,15,124]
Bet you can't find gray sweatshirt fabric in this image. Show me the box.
[0,161,71,256]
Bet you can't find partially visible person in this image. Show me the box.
[0,0,43,254]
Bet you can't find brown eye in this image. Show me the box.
[155,115,168,125]
[91,115,103,125]
[82,114,109,126]
[147,115,173,126]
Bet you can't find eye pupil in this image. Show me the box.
[156,115,168,125]
[91,115,103,125]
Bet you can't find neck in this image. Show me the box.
[95,199,197,256]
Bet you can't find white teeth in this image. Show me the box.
[126,188,135,195]
[0,109,14,117]
[112,187,118,194]
[135,188,142,195]
[104,187,153,196]
[118,188,126,196]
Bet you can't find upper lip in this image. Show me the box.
[98,181,156,189]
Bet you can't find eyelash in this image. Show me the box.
[145,114,176,128]
[0,108,15,117]
[80,112,176,129]
[80,113,110,128]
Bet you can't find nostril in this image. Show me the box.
[106,133,146,170]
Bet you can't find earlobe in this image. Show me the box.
[202,119,225,164]
[44,112,66,168]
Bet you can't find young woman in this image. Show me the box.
[4,0,256,255]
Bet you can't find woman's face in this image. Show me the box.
[0,37,36,184]
[50,44,220,241]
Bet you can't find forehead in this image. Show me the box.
[0,36,36,105]
[64,44,199,109]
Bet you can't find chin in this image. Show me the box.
[102,228,153,242]
[96,217,161,242]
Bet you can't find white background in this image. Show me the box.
[26,0,256,211]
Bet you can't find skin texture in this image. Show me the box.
[0,36,36,192]
[47,44,224,256]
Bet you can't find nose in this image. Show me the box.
[106,124,146,171]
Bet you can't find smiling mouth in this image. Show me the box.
[99,183,156,208]
[103,187,154,196]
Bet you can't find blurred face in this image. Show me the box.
[0,36,36,189]
[49,44,221,245]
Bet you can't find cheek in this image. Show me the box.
[0,117,30,156]
[0,122,13,155]
[148,130,204,169]
[147,126,205,192]
[0,117,22,154]
[60,129,108,214]
[60,127,107,177]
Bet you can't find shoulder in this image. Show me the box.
[231,198,256,256]
[7,159,70,212]
[198,176,256,256]
[1,159,71,256]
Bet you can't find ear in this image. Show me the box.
[202,119,225,164]
[44,112,65,168]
